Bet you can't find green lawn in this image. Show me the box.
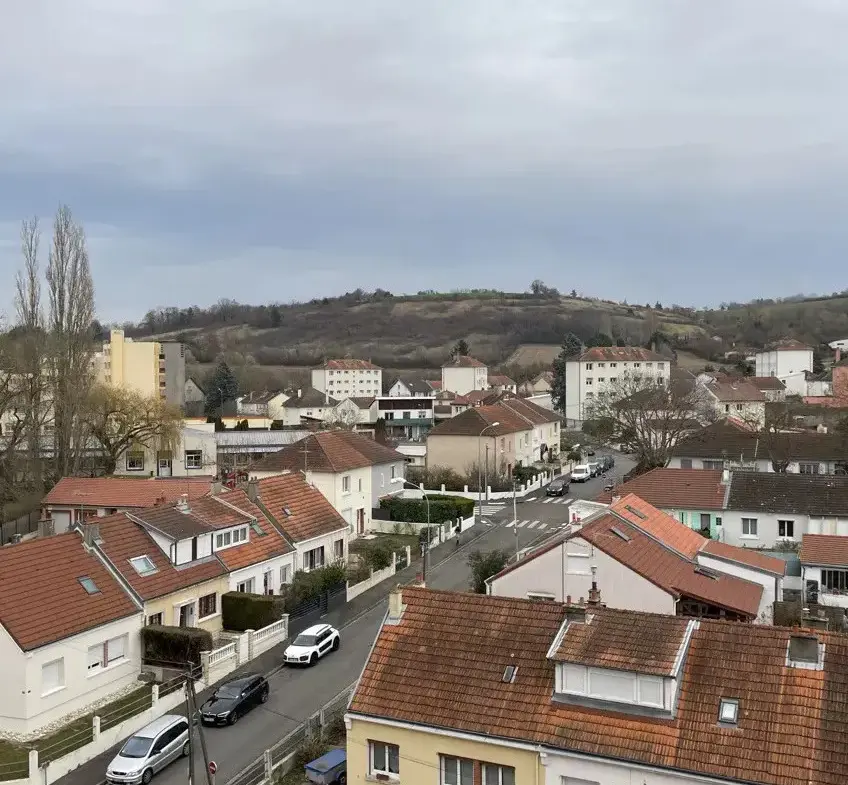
[0,686,154,781]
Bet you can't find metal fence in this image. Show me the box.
[227,683,356,785]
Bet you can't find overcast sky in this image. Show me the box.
[1,0,847,322]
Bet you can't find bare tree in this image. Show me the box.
[80,385,182,475]
[45,206,96,477]
[584,372,715,469]
[321,404,361,431]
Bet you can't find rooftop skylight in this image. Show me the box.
[78,576,100,594]
[718,698,739,725]
[129,555,157,576]
[610,526,631,542]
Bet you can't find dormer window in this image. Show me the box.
[787,635,823,670]
[214,526,249,550]
[718,698,739,725]
[556,663,667,710]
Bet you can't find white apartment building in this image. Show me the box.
[754,339,813,379]
[312,359,382,399]
[563,346,670,426]
[441,355,488,395]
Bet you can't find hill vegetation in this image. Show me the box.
[118,284,848,388]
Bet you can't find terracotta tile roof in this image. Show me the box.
[0,532,139,651]
[488,374,515,386]
[609,494,708,559]
[700,539,787,575]
[578,346,667,362]
[252,474,348,543]
[766,339,812,352]
[799,534,848,567]
[44,477,211,509]
[501,398,561,425]
[750,376,787,391]
[441,354,486,368]
[251,430,403,473]
[96,514,225,601]
[427,404,529,438]
[727,471,848,517]
[282,389,338,409]
[671,420,848,461]
[426,380,442,390]
[128,496,249,540]
[550,607,691,676]
[351,587,848,785]
[708,381,767,402]
[322,359,380,370]
[596,469,727,511]
[578,514,762,617]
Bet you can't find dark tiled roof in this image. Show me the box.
[322,359,380,370]
[596,469,727,511]
[44,477,211,509]
[347,396,375,409]
[551,607,691,676]
[428,400,559,438]
[253,474,348,542]
[393,377,432,395]
[750,376,787,391]
[727,471,848,517]
[441,355,486,368]
[351,588,848,785]
[488,374,516,386]
[766,339,812,352]
[251,430,403,474]
[0,533,139,650]
[800,534,848,567]
[282,388,338,409]
[240,390,284,404]
[708,381,766,402]
[501,398,561,425]
[578,346,667,362]
[96,514,225,601]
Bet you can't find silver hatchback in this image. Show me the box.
[106,714,190,785]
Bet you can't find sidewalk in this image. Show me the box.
[59,521,488,785]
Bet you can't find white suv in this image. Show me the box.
[283,624,340,666]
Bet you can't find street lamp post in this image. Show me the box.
[477,422,500,523]
[392,476,430,583]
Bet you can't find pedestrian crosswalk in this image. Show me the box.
[506,518,570,531]
[540,496,572,505]
[480,503,506,515]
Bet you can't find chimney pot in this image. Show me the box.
[387,587,406,622]
[247,479,259,503]
[84,522,100,547]
[721,468,730,484]
[566,594,572,605]
[211,480,222,495]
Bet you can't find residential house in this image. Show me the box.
[236,390,289,420]
[93,328,185,407]
[0,532,142,735]
[426,400,561,476]
[487,374,517,394]
[184,377,205,406]
[424,379,442,394]
[347,586,846,785]
[829,338,848,351]
[387,377,433,397]
[280,388,339,426]
[668,419,848,474]
[748,375,787,402]
[755,339,813,385]
[376,395,435,441]
[563,346,670,426]
[722,471,848,548]
[250,430,405,535]
[249,474,350,571]
[113,423,218,478]
[488,494,780,622]
[800,534,848,611]
[215,428,310,472]
[441,355,488,396]
[43,476,213,532]
[705,380,766,426]
[331,396,378,427]
[124,490,296,596]
[518,370,553,396]
[804,364,848,408]
[91,514,229,631]
[598,467,728,537]
[311,359,382,399]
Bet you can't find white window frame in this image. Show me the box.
[742,517,758,537]
[126,451,145,471]
[236,578,255,593]
[482,763,516,785]
[778,519,795,539]
[369,741,399,780]
[333,539,345,561]
[280,564,290,585]
[441,755,473,785]
[41,658,65,696]
[184,450,203,469]
[342,475,351,493]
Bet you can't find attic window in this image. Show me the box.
[78,576,100,594]
[502,665,518,683]
[282,507,293,517]
[609,526,631,542]
[695,566,720,580]
[718,698,739,725]
[129,555,158,576]
[624,505,648,520]
[788,635,820,666]
[250,521,267,537]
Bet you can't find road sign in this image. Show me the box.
[208,761,217,775]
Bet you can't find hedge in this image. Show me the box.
[379,494,474,523]
[512,465,542,484]
[221,591,285,632]
[282,562,348,613]
[141,625,213,666]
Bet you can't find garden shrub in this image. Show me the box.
[141,625,213,666]
[221,592,284,632]
[379,494,474,523]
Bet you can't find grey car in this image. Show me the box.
[106,714,190,785]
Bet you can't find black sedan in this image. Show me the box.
[546,476,570,496]
[199,674,269,726]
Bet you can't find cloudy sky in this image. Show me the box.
[1,0,847,323]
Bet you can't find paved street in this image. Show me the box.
[61,451,633,785]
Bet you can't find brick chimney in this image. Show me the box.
[587,565,602,606]
[835,348,841,364]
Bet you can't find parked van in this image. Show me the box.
[571,465,591,482]
[106,715,190,785]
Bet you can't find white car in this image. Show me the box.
[571,465,591,482]
[283,623,340,666]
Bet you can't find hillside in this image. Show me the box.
[130,288,848,389]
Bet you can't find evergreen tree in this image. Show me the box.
[452,339,470,358]
[204,360,239,416]
[551,333,582,415]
